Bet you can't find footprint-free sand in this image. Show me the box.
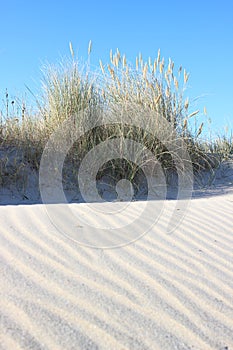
[1,186,233,350]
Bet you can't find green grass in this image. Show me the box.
[0,43,232,197]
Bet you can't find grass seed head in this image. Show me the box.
[69,42,74,59]
[88,40,92,55]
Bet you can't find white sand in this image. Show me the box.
[1,185,233,350]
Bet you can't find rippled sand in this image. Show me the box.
[1,192,233,349]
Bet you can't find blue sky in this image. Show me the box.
[0,0,232,136]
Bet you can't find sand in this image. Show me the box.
[0,163,233,349]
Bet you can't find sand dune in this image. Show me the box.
[0,190,233,349]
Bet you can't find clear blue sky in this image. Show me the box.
[0,0,232,136]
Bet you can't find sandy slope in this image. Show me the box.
[0,188,233,350]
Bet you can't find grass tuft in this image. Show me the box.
[0,44,232,199]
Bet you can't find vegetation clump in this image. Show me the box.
[0,42,232,200]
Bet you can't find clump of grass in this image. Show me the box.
[0,43,232,198]
[0,110,46,198]
[97,48,210,182]
[99,48,190,127]
[212,132,233,160]
[40,42,100,133]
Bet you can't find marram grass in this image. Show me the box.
[0,44,232,197]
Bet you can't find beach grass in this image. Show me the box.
[0,44,232,196]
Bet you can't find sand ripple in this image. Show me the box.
[1,194,233,349]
